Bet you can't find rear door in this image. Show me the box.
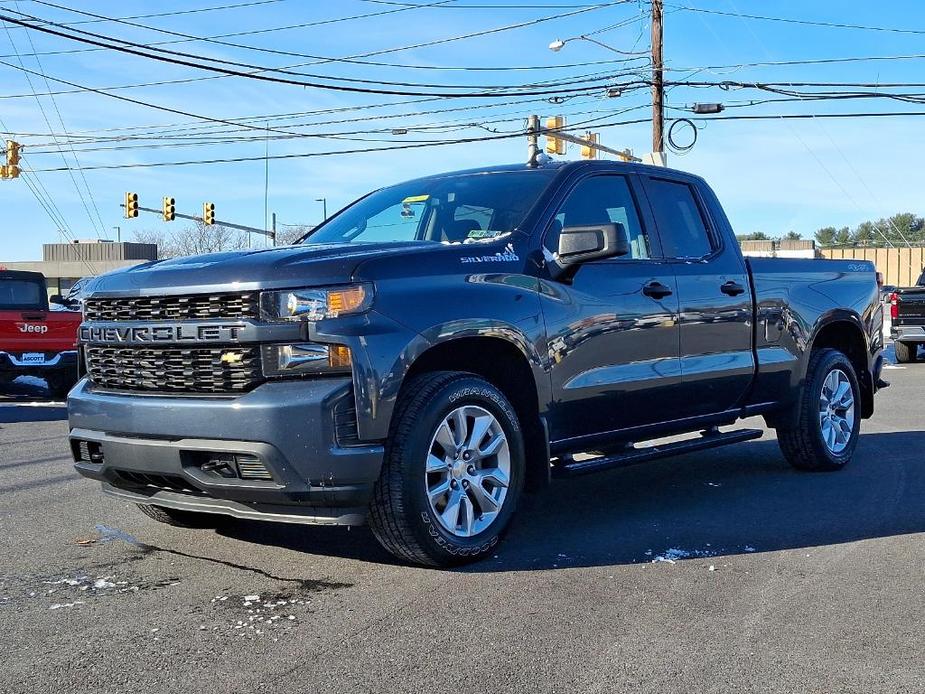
[539,171,681,443]
[640,174,755,418]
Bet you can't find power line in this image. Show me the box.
[24,109,925,173]
[0,10,643,98]
[0,15,105,240]
[3,2,637,76]
[2,0,290,29]
[669,3,925,35]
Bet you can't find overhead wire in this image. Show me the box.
[0,11,649,98]
[0,16,105,239]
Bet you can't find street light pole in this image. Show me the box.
[651,0,664,156]
[316,197,327,221]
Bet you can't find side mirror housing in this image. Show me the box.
[49,294,65,305]
[553,223,630,277]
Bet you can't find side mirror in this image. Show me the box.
[49,294,65,305]
[557,223,630,266]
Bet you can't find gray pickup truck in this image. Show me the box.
[888,272,925,362]
[68,160,885,566]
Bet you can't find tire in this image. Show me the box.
[136,503,228,528]
[776,348,861,472]
[368,371,525,567]
[894,340,917,363]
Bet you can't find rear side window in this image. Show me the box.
[646,178,714,259]
[0,279,43,309]
[548,175,654,260]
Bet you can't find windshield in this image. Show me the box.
[0,278,44,309]
[304,171,554,245]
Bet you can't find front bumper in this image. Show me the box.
[891,325,925,343]
[67,377,384,525]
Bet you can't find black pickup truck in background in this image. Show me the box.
[68,160,885,566]
[889,271,925,362]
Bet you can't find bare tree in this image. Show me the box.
[133,222,253,259]
[275,224,314,246]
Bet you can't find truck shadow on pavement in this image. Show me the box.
[218,430,925,571]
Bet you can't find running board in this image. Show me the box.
[553,428,763,478]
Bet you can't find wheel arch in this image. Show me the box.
[399,333,550,491]
[808,313,873,418]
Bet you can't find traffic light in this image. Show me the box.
[162,196,175,222]
[124,192,139,218]
[545,116,566,155]
[580,132,599,159]
[203,202,215,226]
[2,140,20,179]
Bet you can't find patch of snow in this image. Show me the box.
[50,601,84,610]
[243,594,260,602]
[650,548,716,564]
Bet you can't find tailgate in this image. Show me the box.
[896,289,925,322]
[0,309,81,355]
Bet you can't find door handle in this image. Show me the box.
[642,281,673,300]
[720,281,745,297]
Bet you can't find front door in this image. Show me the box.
[539,172,681,445]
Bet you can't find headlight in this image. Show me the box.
[260,284,372,322]
[261,343,352,377]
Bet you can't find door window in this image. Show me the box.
[547,175,653,260]
[646,178,714,259]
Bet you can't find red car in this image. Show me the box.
[0,269,81,397]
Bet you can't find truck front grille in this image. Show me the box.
[85,345,263,394]
[84,292,259,322]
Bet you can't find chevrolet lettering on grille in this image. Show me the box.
[80,323,245,344]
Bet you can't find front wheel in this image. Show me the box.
[894,341,917,363]
[368,371,525,567]
[776,348,861,471]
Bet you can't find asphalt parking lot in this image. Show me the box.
[1,349,923,694]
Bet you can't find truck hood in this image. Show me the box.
[86,241,425,296]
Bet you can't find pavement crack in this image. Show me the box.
[94,524,351,592]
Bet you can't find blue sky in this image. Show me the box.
[1,0,924,260]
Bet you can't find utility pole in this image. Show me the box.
[526,114,540,166]
[651,0,665,157]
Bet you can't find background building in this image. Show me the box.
[0,240,157,297]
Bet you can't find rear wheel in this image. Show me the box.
[894,340,917,363]
[136,503,229,528]
[776,348,861,471]
[368,371,525,567]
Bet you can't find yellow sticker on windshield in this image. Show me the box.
[401,194,430,204]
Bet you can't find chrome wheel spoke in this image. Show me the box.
[459,494,476,536]
[441,490,464,530]
[477,466,509,490]
[434,421,455,453]
[468,479,501,515]
[467,414,493,451]
[426,453,448,474]
[451,408,467,446]
[479,433,506,459]
[428,478,451,503]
